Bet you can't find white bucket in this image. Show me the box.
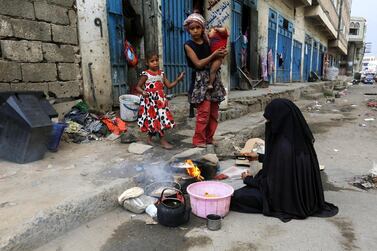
[119,95,141,122]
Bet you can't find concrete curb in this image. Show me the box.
[0,178,136,251]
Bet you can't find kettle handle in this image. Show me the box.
[159,187,185,206]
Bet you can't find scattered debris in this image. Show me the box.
[359,123,367,127]
[64,164,76,170]
[0,171,17,180]
[351,175,377,190]
[351,162,377,190]
[80,170,89,176]
[367,101,377,108]
[145,204,158,218]
[364,118,375,122]
[333,149,339,152]
[0,201,17,208]
[63,102,127,144]
[145,218,158,225]
[106,133,121,141]
[120,131,138,144]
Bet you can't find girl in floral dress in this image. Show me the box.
[136,53,185,149]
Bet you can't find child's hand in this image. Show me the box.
[214,48,228,58]
[177,72,185,82]
[142,91,149,97]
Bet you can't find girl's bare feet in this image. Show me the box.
[146,135,153,145]
[160,138,173,149]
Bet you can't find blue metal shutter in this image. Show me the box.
[292,40,302,82]
[107,0,128,104]
[276,16,293,83]
[311,41,319,74]
[231,0,243,89]
[303,35,312,82]
[268,9,277,83]
[162,0,192,94]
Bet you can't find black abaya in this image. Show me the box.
[230,99,338,222]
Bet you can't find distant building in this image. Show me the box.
[347,17,367,75]
[362,56,377,74]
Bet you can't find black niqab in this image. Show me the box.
[231,98,338,222]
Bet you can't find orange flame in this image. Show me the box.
[185,159,204,181]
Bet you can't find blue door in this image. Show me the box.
[311,41,319,74]
[162,0,192,94]
[231,0,242,89]
[268,9,277,83]
[303,36,312,82]
[318,44,325,78]
[276,16,293,83]
[292,40,302,82]
[107,0,128,104]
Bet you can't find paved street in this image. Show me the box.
[34,84,377,251]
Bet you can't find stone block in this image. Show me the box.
[47,0,75,8]
[128,143,153,155]
[21,63,57,82]
[52,24,78,44]
[1,40,43,62]
[68,10,77,26]
[0,0,35,19]
[34,1,69,25]
[10,82,49,93]
[42,43,75,62]
[57,63,79,80]
[11,19,51,41]
[48,81,81,98]
[0,61,21,82]
[0,83,11,91]
[0,16,13,37]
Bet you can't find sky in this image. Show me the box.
[351,0,377,55]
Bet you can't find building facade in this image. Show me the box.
[347,17,366,76]
[0,0,352,110]
[0,0,82,106]
[362,56,377,75]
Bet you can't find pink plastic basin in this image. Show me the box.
[187,181,234,218]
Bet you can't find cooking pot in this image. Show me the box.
[157,188,190,227]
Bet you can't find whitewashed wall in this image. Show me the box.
[77,0,113,110]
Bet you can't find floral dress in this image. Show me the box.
[137,70,175,136]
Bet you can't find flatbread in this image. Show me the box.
[118,187,144,205]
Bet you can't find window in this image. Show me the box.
[349,28,358,35]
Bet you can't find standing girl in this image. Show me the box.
[136,53,185,149]
[183,13,227,148]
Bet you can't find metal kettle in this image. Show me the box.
[157,188,190,227]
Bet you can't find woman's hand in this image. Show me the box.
[213,48,228,58]
[241,170,252,180]
[240,151,258,161]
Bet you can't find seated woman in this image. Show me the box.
[230,98,338,222]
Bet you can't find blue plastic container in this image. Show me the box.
[47,123,67,152]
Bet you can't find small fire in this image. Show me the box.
[185,159,204,181]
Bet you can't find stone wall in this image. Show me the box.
[0,0,82,99]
